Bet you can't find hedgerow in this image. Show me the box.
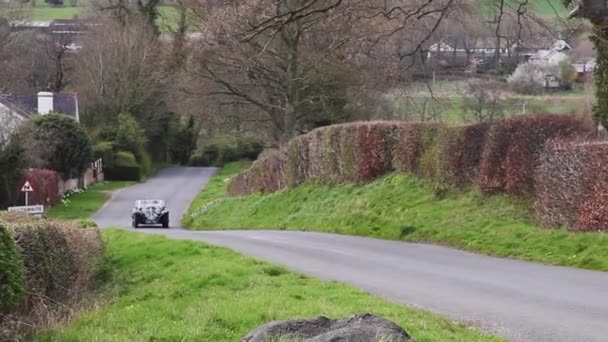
[479,122,512,195]
[0,222,25,314]
[357,122,398,182]
[503,115,590,195]
[535,140,608,231]
[337,124,360,183]
[574,187,608,232]
[286,135,309,187]
[0,213,104,340]
[480,115,591,196]
[321,126,342,183]
[459,123,491,184]
[229,151,288,195]
[535,141,594,228]
[393,123,422,174]
[228,115,597,231]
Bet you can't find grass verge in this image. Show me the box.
[182,161,251,225]
[185,163,608,271]
[36,229,500,341]
[45,181,134,220]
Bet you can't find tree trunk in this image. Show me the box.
[592,25,608,127]
[282,18,301,145]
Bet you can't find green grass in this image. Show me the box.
[389,95,592,123]
[36,229,500,341]
[477,0,568,18]
[182,161,252,224]
[32,6,80,20]
[529,0,569,17]
[185,163,608,271]
[45,181,134,220]
[30,4,180,31]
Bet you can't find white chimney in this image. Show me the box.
[37,92,54,115]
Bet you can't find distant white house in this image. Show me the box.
[428,38,572,63]
[573,58,597,82]
[573,58,597,73]
[11,19,98,52]
[529,49,570,65]
[428,39,513,57]
[0,92,80,145]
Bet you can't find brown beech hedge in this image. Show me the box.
[228,114,607,231]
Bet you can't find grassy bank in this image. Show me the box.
[36,229,499,341]
[185,163,608,271]
[45,181,134,220]
[182,161,251,224]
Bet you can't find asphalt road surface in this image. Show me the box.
[94,167,608,342]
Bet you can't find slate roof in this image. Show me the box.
[0,93,79,121]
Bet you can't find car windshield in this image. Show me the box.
[135,200,164,207]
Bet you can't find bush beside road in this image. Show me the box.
[0,213,104,340]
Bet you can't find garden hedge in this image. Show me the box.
[479,115,590,195]
[0,213,104,340]
[228,115,596,231]
[104,165,142,181]
[0,222,25,314]
[535,141,608,231]
[93,141,115,169]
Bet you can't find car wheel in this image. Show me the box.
[162,216,169,228]
[132,219,139,229]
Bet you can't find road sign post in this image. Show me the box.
[20,180,34,206]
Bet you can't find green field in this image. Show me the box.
[477,0,569,18]
[32,6,80,20]
[388,95,591,123]
[29,0,567,22]
[45,181,134,220]
[30,3,179,30]
[528,0,569,17]
[388,80,593,123]
[185,163,608,271]
[36,229,500,341]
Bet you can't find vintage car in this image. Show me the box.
[132,200,169,228]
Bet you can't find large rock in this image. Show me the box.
[242,313,411,342]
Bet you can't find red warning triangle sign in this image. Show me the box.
[21,180,34,192]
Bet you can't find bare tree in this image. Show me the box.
[45,32,72,92]
[0,108,25,149]
[73,16,165,128]
[186,0,362,143]
[90,0,162,33]
[185,0,462,144]
[461,79,506,123]
[0,1,32,92]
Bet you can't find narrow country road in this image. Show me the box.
[94,167,608,342]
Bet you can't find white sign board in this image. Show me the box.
[8,205,44,215]
[21,181,34,192]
